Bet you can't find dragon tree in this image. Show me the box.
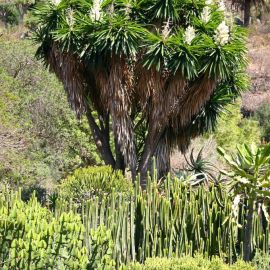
[33,0,248,185]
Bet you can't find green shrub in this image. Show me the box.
[0,191,88,269]
[0,3,19,26]
[0,40,100,189]
[88,225,116,270]
[252,250,270,270]
[126,256,255,270]
[59,166,133,202]
[255,102,270,142]
[214,101,261,152]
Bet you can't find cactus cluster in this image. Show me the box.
[0,172,269,269]
[78,175,270,266]
[0,190,88,269]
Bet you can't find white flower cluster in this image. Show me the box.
[66,8,75,28]
[184,26,196,45]
[205,0,212,5]
[200,6,211,23]
[218,0,226,12]
[90,0,103,21]
[214,21,230,46]
[162,20,171,39]
[52,0,61,6]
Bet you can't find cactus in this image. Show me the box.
[79,175,270,266]
[0,191,88,269]
[1,170,269,269]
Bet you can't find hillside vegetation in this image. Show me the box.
[0,37,100,191]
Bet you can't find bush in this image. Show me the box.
[0,3,19,26]
[255,102,270,142]
[214,101,261,152]
[59,166,133,202]
[0,39,100,189]
[88,225,116,270]
[126,256,256,270]
[252,250,270,270]
[0,191,88,269]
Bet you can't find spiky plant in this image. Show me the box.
[218,143,270,261]
[32,0,248,185]
[183,148,216,186]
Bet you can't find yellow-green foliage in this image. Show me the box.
[88,225,116,269]
[0,191,88,269]
[0,39,100,189]
[214,101,261,152]
[126,256,255,270]
[59,166,133,202]
[252,250,270,270]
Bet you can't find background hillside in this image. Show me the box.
[0,36,100,192]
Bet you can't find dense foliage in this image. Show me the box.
[0,0,39,26]
[255,101,270,142]
[214,101,261,151]
[0,39,100,189]
[0,191,88,269]
[127,256,255,270]
[1,164,269,269]
[59,166,133,202]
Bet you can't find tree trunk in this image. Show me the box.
[244,0,251,26]
[243,199,254,261]
[86,111,115,168]
[17,4,24,25]
[138,142,154,188]
[138,127,164,188]
[114,137,125,173]
[154,136,170,180]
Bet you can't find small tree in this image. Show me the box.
[32,0,247,184]
[0,0,39,26]
[218,143,270,261]
[231,0,269,26]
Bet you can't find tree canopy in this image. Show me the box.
[32,0,248,183]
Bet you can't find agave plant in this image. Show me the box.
[32,0,248,185]
[218,143,270,261]
[183,148,217,186]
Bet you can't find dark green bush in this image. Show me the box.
[255,102,270,142]
[59,166,133,202]
[126,256,256,270]
[0,3,19,26]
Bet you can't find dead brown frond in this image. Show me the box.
[47,43,87,117]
